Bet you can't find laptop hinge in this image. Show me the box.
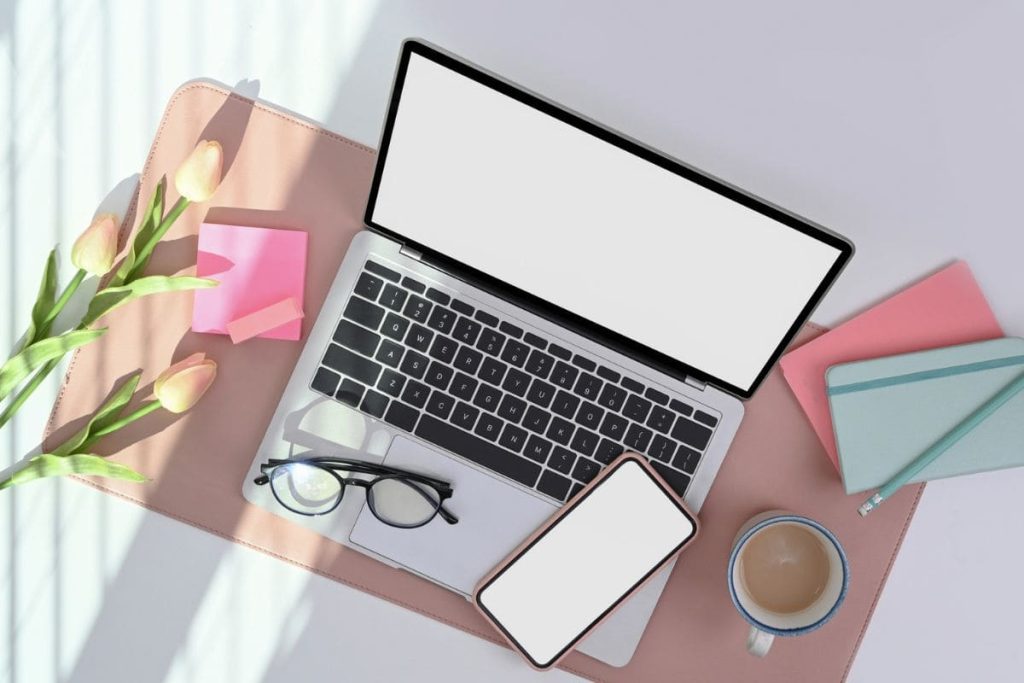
[399,245,423,261]
[684,376,706,391]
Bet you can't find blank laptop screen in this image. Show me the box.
[368,47,848,396]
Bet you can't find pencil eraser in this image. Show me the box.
[226,298,305,344]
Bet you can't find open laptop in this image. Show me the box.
[242,39,852,667]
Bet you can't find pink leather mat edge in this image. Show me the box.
[43,82,923,682]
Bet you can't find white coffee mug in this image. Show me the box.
[727,511,849,657]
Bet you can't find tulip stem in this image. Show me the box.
[125,197,189,282]
[79,400,162,450]
[0,358,60,430]
[38,269,87,339]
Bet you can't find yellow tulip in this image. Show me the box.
[174,140,223,203]
[153,352,217,413]
[70,213,120,276]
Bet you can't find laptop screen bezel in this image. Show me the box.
[364,39,853,399]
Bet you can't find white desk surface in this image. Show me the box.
[3,2,1023,681]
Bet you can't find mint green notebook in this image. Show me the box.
[826,337,1024,494]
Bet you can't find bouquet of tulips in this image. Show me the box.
[0,141,225,490]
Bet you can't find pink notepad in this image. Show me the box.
[192,223,308,341]
[780,261,1003,470]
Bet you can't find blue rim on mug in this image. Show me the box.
[727,514,850,637]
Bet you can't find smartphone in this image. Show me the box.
[473,453,699,670]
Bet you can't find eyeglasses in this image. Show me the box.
[254,457,459,529]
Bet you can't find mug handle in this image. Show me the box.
[746,626,774,657]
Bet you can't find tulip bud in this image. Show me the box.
[153,352,217,413]
[71,213,120,276]
[174,140,223,203]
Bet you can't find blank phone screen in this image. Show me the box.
[475,459,696,668]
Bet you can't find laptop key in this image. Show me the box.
[405,323,433,352]
[476,328,506,356]
[671,417,713,451]
[425,287,451,305]
[401,276,425,293]
[360,390,389,419]
[384,401,418,432]
[311,367,340,397]
[380,313,410,341]
[451,299,475,316]
[548,447,576,474]
[694,410,719,428]
[323,344,382,385]
[334,319,380,356]
[571,355,596,372]
[570,428,599,457]
[497,394,527,424]
[379,284,408,312]
[500,339,530,367]
[453,345,483,374]
[569,483,584,500]
[623,394,652,422]
[499,321,523,338]
[474,310,499,327]
[597,384,627,411]
[377,369,406,398]
[523,332,548,349]
[575,402,604,430]
[451,401,480,430]
[670,398,694,416]
[425,391,455,420]
[526,379,556,408]
[403,295,432,323]
[571,457,600,484]
[673,445,701,473]
[651,461,691,497]
[625,423,653,452]
[474,412,503,442]
[336,378,365,407]
[426,306,457,335]
[399,350,429,380]
[550,362,578,390]
[537,470,571,501]
[502,368,531,396]
[425,361,453,391]
[342,294,385,331]
[452,317,482,345]
[645,387,670,406]
[374,339,404,368]
[551,390,581,419]
[621,377,645,394]
[573,372,602,401]
[547,416,575,446]
[598,413,628,441]
[499,424,528,453]
[594,439,625,465]
[647,405,675,434]
[473,384,502,412]
[400,379,430,408]
[524,434,553,463]
[596,366,621,383]
[364,260,401,282]
[522,405,552,434]
[415,415,541,488]
[355,272,383,300]
[479,357,508,385]
[649,434,677,462]
[450,373,478,402]
[548,344,572,361]
[428,335,458,364]
[524,349,554,379]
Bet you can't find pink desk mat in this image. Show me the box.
[45,82,922,682]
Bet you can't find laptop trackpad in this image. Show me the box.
[348,436,558,595]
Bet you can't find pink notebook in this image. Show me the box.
[780,261,1003,470]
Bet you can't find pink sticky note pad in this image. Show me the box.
[193,223,308,341]
[780,261,1003,470]
[227,298,304,344]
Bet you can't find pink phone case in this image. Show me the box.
[473,452,701,670]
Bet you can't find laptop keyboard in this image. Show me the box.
[309,259,720,502]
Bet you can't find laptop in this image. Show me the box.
[242,39,852,667]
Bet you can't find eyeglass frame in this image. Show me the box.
[254,456,459,528]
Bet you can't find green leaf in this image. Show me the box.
[24,249,59,347]
[113,177,165,286]
[51,371,143,456]
[82,275,217,327]
[0,328,107,399]
[0,453,147,490]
